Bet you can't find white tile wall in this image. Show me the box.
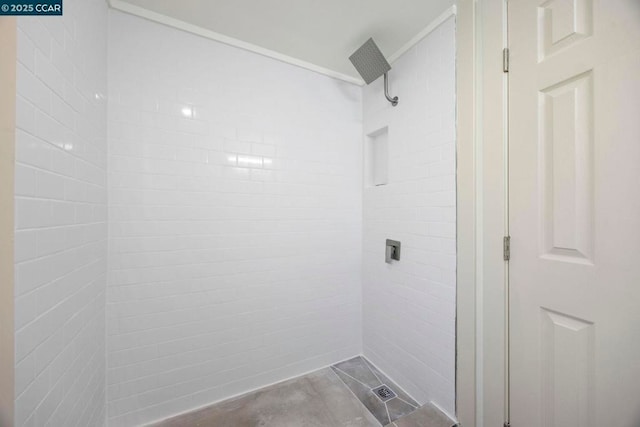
[14,0,108,425]
[106,11,363,426]
[13,5,456,424]
[361,17,457,415]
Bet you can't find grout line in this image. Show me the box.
[326,368,384,427]
[362,357,384,385]
[107,303,357,359]
[332,365,379,390]
[362,354,422,407]
[114,353,361,422]
[15,266,106,340]
[428,400,457,426]
[396,396,417,409]
[14,241,104,271]
[15,290,105,401]
[384,401,392,426]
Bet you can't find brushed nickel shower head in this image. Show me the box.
[349,38,398,106]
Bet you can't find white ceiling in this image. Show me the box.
[109,0,455,84]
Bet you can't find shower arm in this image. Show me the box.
[383,73,399,107]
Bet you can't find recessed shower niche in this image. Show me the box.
[365,126,389,187]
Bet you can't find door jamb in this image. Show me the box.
[456,0,508,426]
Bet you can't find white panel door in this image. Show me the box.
[508,1,640,426]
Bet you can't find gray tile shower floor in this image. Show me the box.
[151,356,455,427]
[330,357,418,425]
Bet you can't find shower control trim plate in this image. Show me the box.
[385,239,401,263]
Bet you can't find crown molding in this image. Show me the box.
[107,0,456,86]
[388,5,457,64]
[108,0,364,85]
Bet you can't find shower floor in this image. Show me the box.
[151,356,455,427]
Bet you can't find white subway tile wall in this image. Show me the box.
[362,18,456,415]
[14,0,108,426]
[106,11,363,426]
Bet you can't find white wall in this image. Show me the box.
[13,0,109,425]
[361,17,456,415]
[106,11,363,426]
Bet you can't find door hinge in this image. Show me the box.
[503,48,509,73]
[503,236,511,261]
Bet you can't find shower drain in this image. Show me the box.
[372,385,396,402]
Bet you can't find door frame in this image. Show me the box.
[456,1,508,426]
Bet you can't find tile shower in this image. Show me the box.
[11,1,456,426]
[106,10,362,426]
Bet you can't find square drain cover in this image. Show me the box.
[372,385,396,402]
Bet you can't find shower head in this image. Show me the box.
[349,38,391,85]
[349,38,398,106]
